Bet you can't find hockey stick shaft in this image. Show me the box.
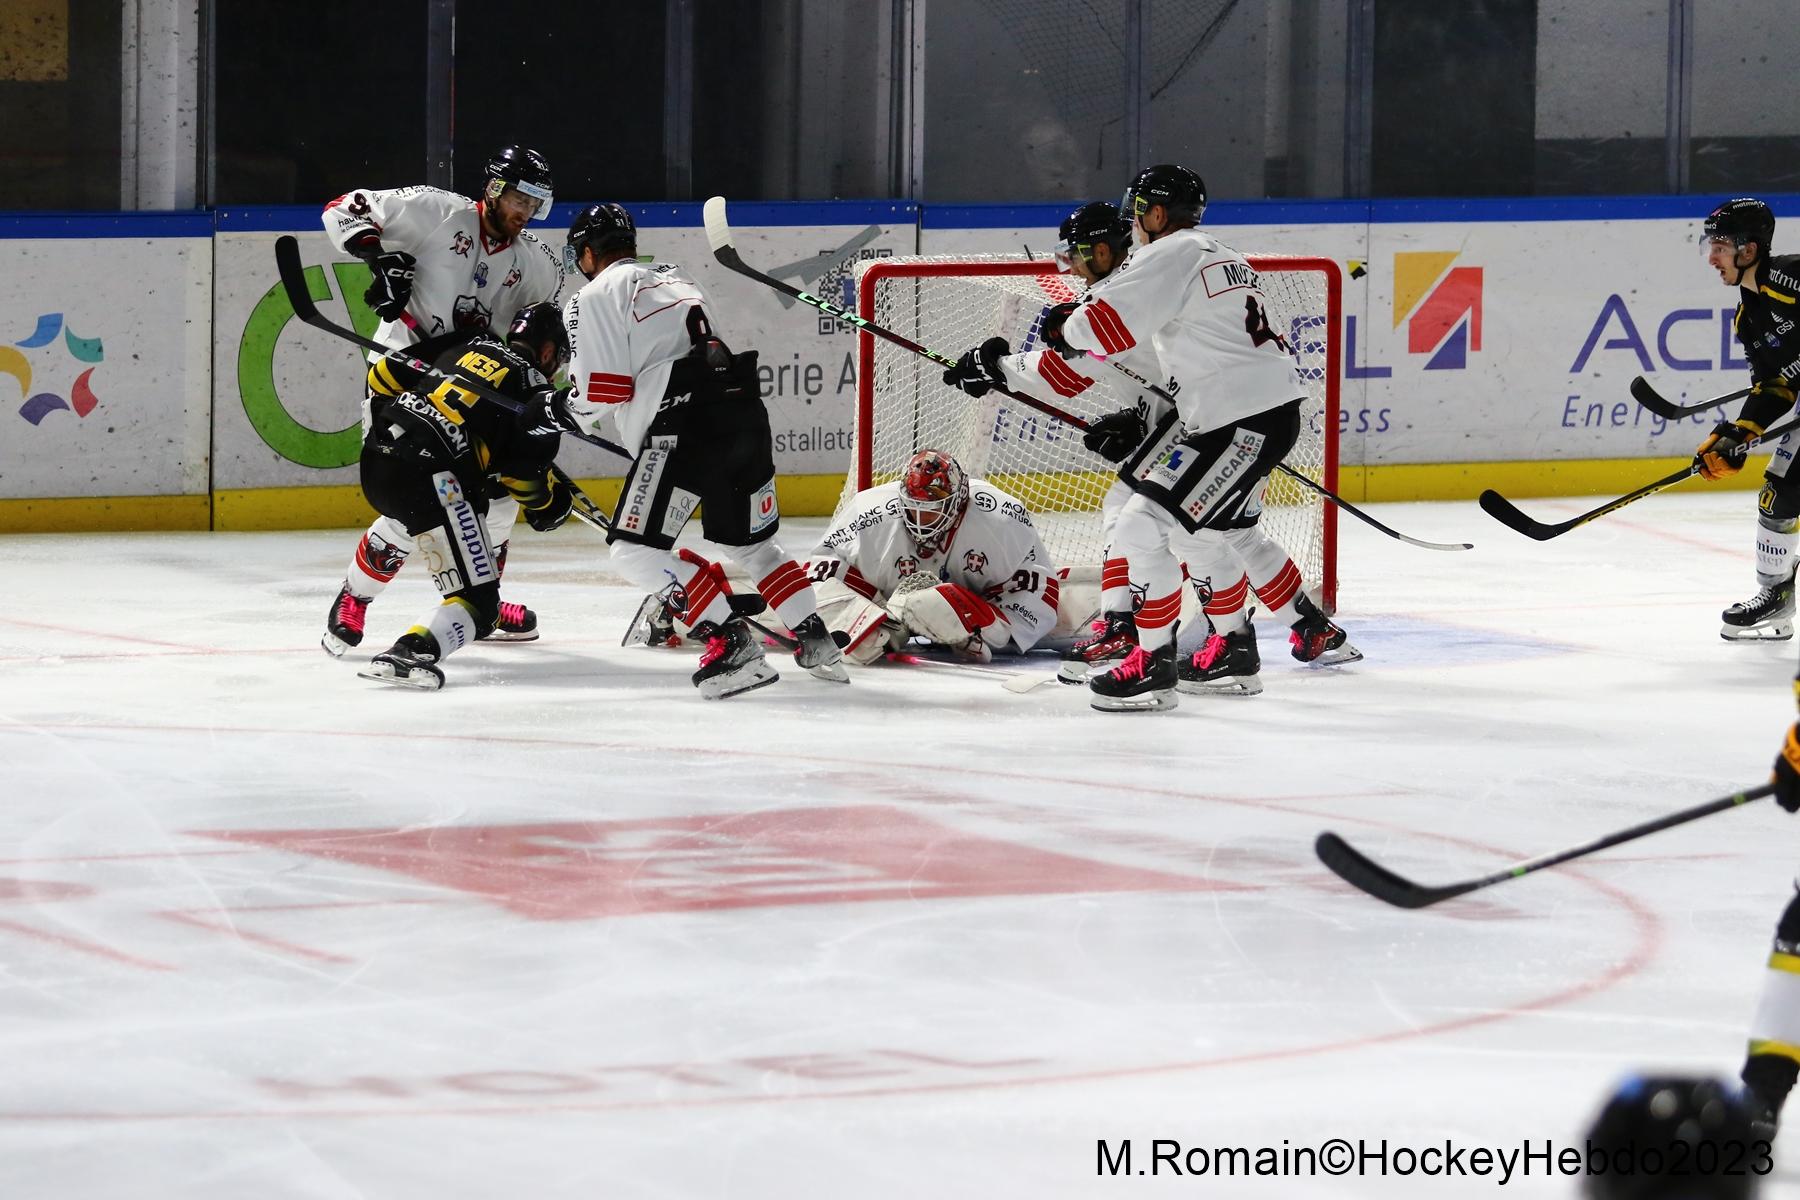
[1630,376,1751,419]
[701,198,1093,432]
[272,235,632,461]
[1094,355,1471,552]
[1479,410,1800,540]
[1317,782,1774,910]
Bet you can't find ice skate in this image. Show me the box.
[1177,625,1263,696]
[1721,576,1795,641]
[1289,594,1363,665]
[1058,611,1135,684]
[1088,640,1178,713]
[691,618,780,699]
[789,613,850,683]
[622,592,683,648]
[357,633,445,691]
[322,583,369,658]
[478,599,539,642]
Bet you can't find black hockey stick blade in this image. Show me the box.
[272,235,632,461]
[1317,782,1774,911]
[1479,464,1699,541]
[1629,376,1750,419]
[1314,833,1476,909]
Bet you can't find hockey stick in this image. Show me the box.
[1095,356,1472,553]
[704,199,1462,554]
[1630,376,1751,420]
[1479,411,1800,541]
[1316,783,1774,910]
[272,235,632,461]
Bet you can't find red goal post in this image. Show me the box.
[839,253,1342,610]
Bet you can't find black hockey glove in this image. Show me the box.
[1696,418,1760,481]
[523,472,573,533]
[548,385,583,434]
[1040,301,1080,359]
[363,250,417,322]
[942,336,1010,398]
[1775,723,1800,813]
[1082,407,1148,463]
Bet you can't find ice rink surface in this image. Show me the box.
[5,491,1800,1198]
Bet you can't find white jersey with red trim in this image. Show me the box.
[808,480,1060,652]
[562,258,715,453]
[321,185,563,352]
[994,331,1173,430]
[1058,228,1302,433]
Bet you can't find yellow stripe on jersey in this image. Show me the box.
[1748,1038,1800,1063]
[1763,284,1798,305]
[1769,950,1800,975]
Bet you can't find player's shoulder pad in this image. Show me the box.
[1767,255,1800,295]
[967,479,1035,528]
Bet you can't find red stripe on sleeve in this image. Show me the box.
[842,566,880,600]
[1035,352,1094,398]
[1042,576,1061,611]
[585,372,633,403]
[1084,299,1137,355]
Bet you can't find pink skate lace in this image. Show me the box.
[497,601,527,629]
[1108,646,1150,682]
[1195,633,1226,670]
[698,630,731,668]
[334,591,367,635]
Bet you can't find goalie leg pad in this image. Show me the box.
[815,589,903,665]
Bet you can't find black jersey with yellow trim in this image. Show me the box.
[366,331,560,483]
[1734,254,1800,429]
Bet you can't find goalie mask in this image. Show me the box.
[899,449,968,552]
[483,145,555,220]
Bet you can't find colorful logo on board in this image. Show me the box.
[1393,252,1482,370]
[1,313,103,423]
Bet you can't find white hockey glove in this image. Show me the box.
[889,580,1007,661]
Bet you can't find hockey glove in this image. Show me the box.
[549,386,584,434]
[522,472,573,532]
[942,336,1011,398]
[363,250,417,322]
[1039,301,1081,359]
[1777,722,1800,813]
[891,580,1005,659]
[1696,418,1761,480]
[1082,407,1148,463]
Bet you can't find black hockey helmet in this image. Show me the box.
[1703,197,1775,259]
[1054,200,1133,275]
[483,145,555,219]
[1121,164,1207,231]
[1580,1074,1757,1200]
[565,203,637,273]
[506,301,569,373]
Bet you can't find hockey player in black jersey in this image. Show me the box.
[1697,198,1800,640]
[351,302,573,690]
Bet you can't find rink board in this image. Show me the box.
[0,197,1790,529]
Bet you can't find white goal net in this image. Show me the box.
[835,253,1342,607]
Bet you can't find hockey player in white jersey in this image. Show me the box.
[557,202,845,699]
[319,145,566,658]
[1035,165,1356,711]
[806,449,1063,664]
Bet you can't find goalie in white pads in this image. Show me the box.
[558,202,845,699]
[1028,165,1358,711]
[320,145,565,657]
[806,449,1063,664]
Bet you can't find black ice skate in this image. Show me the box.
[690,618,780,699]
[478,599,539,642]
[1742,1052,1797,1142]
[1289,594,1363,665]
[1088,639,1179,713]
[1721,575,1796,641]
[357,632,445,691]
[322,583,369,658]
[1058,611,1136,684]
[1177,625,1263,697]
[789,613,850,683]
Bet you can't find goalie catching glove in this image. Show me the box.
[942,337,1011,398]
[1696,418,1762,480]
[1082,407,1148,463]
[889,578,1009,662]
